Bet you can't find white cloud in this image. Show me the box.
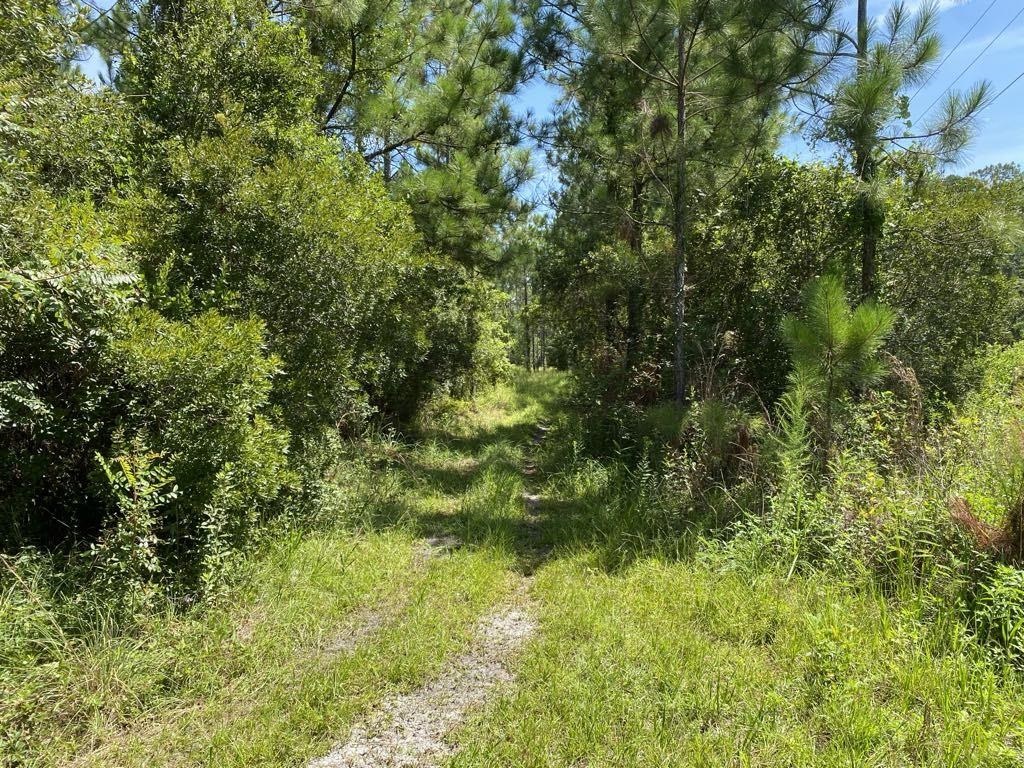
[902,0,971,13]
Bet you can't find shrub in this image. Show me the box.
[137,115,497,433]
[110,308,291,591]
[118,0,320,147]
[0,195,138,544]
[951,343,1024,536]
[91,445,177,609]
[3,0,506,601]
[882,174,1023,399]
[0,189,291,592]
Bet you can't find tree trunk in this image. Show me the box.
[857,0,868,60]
[860,200,881,298]
[604,295,616,352]
[673,21,689,404]
[523,271,532,371]
[626,171,644,371]
[855,0,879,299]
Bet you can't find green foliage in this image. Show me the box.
[137,116,495,431]
[119,0,321,146]
[292,0,532,270]
[0,194,138,542]
[541,158,864,408]
[882,173,1024,397]
[545,153,1021,413]
[140,125,420,431]
[813,1,988,295]
[821,3,954,163]
[949,342,1024,532]
[972,564,1024,665]
[92,445,178,609]
[6,370,1024,765]
[781,274,895,459]
[1,1,133,195]
[6,4,1024,759]
[691,159,861,398]
[0,192,290,590]
[111,308,292,590]
[1,0,515,602]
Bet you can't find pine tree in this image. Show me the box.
[802,0,989,297]
[80,0,535,271]
[538,0,837,400]
[781,274,895,459]
[288,0,534,271]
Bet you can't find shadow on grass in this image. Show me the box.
[356,370,706,577]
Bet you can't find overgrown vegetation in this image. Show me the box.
[1,0,512,596]
[4,0,1024,765]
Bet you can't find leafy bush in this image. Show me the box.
[0,195,138,543]
[2,0,512,601]
[118,0,320,147]
[132,94,506,434]
[109,308,291,591]
[951,343,1024,534]
[882,174,1023,398]
[92,446,177,609]
[1,0,135,195]
[0,189,290,593]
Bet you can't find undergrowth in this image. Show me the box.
[0,372,555,766]
[6,368,1024,766]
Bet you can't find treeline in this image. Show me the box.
[1,0,528,599]
[528,0,1019,407]
[543,157,1023,407]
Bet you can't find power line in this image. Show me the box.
[78,0,137,39]
[908,0,998,104]
[79,1,115,33]
[921,3,1024,118]
[79,0,112,20]
[977,67,1024,116]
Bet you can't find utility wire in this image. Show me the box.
[977,67,1024,116]
[921,3,1024,117]
[908,0,998,104]
[79,1,115,34]
[79,0,113,22]
[78,0,137,39]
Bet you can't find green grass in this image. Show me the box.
[5,369,1024,767]
[69,536,516,767]
[443,391,1024,767]
[451,556,1024,767]
[1,373,557,767]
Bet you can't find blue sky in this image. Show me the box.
[514,0,1024,209]
[892,0,1024,171]
[79,0,1022,208]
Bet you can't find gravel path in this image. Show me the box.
[308,601,535,768]
[307,424,547,768]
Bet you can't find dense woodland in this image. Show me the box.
[4,0,1024,765]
